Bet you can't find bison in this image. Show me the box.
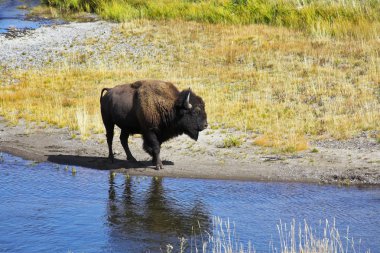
[100,80,208,170]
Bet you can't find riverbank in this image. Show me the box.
[1,117,379,185]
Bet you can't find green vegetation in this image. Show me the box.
[311,148,319,153]
[110,171,117,180]
[42,0,380,38]
[222,135,243,148]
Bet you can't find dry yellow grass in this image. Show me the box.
[169,217,370,253]
[0,20,379,151]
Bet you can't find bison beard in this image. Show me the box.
[100,80,208,170]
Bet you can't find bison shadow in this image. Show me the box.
[47,154,174,170]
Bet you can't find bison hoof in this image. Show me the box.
[155,163,164,170]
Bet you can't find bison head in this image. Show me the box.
[176,89,208,141]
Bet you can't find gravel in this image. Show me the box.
[0,21,163,70]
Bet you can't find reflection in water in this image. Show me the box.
[107,175,211,251]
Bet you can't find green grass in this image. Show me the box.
[222,135,243,148]
[311,148,319,153]
[42,0,380,39]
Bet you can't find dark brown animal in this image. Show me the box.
[100,80,208,170]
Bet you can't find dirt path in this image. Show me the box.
[1,117,379,185]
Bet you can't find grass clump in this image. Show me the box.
[168,216,370,253]
[75,106,90,140]
[41,0,380,39]
[222,135,243,148]
[311,148,319,153]
[254,132,309,153]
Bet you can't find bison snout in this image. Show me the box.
[199,122,208,131]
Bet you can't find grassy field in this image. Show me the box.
[41,0,380,39]
[1,0,380,152]
[1,19,379,152]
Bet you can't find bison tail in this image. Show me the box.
[100,88,110,102]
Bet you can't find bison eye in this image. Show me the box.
[194,107,201,114]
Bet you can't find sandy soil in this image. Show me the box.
[1,117,379,185]
[0,21,379,185]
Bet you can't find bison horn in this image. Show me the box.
[185,91,192,109]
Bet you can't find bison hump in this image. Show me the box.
[131,81,142,89]
[136,80,179,127]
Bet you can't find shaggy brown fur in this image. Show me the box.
[134,80,179,128]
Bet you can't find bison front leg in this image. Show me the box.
[143,131,163,170]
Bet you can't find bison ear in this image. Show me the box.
[184,89,192,110]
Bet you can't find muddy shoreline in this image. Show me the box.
[1,118,379,185]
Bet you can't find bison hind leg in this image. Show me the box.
[105,124,115,163]
[120,130,137,162]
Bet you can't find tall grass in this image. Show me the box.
[42,0,380,38]
[169,217,370,253]
[75,106,90,140]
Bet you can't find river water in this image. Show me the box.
[0,0,62,33]
[0,152,379,252]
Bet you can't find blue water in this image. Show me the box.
[0,0,62,34]
[0,152,379,252]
